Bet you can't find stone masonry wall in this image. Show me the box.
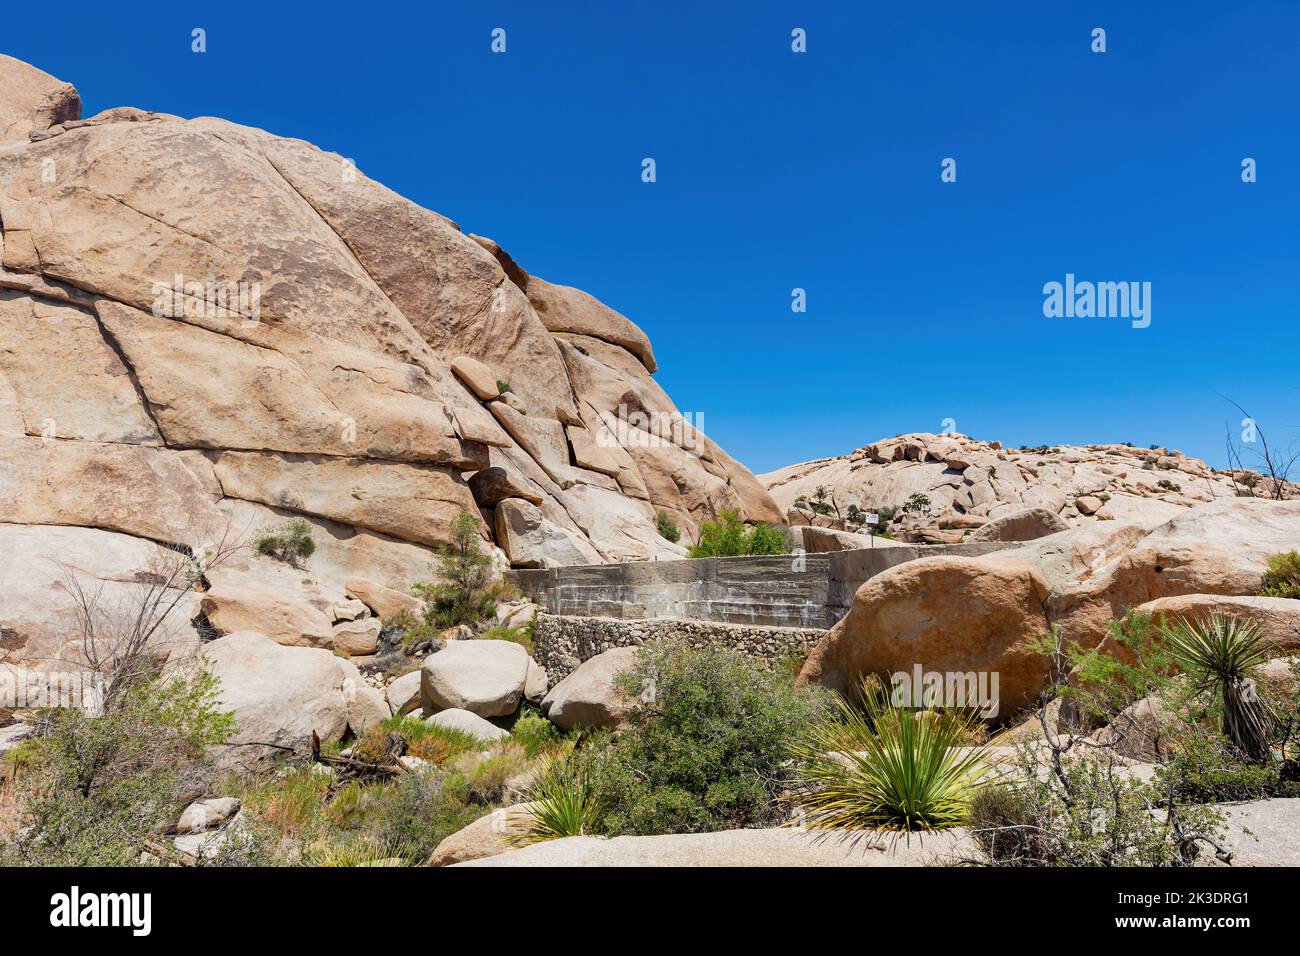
[533,612,826,683]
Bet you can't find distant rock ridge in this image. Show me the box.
[762,432,1289,544]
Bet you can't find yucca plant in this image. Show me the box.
[517,754,599,844]
[790,676,989,833]
[1162,613,1274,763]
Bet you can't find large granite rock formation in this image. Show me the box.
[0,56,778,671]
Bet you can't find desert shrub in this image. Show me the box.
[1156,479,1181,493]
[450,742,529,804]
[790,677,989,832]
[412,511,516,629]
[509,708,562,758]
[581,642,828,835]
[253,518,316,567]
[1029,612,1183,731]
[655,510,681,543]
[969,745,1224,867]
[1261,550,1300,599]
[360,768,484,861]
[1,668,234,866]
[1156,732,1292,803]
[688,509,788,558]
[482,624,532,655]
[351,715,478,766]
[518,754,599,843]
[496,380,511,395]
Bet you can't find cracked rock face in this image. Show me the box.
[0,57,779,669]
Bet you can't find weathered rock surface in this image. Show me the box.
[191,631,356,772]
[800,498,1300,717]
[426,707,512,742]
[427,803,539,866]
[420,640,531,717]
[969,507,1069,542]
[0,54,80,143]
[458,827,975,867]
[541,646,640,730]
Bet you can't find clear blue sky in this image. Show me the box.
[6,2,1298,473]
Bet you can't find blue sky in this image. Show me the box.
[6,2,1298,473]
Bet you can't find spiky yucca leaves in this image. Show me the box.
[518,754,600,844]
[791,676,989,833]
[1162,613,1274,763]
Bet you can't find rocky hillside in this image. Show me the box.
[0,55,778,668]
[762,432,1283,545]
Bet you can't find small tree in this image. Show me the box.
[902,492,931,515]
[412,511,513,630]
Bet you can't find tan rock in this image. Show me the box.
[0,292,160,444]
[193,631,353,772]
[542,646,640,730]
[200,583,335,649]
[346,576,422,622]
[969,507,1069,542]
[0,436,222,544]
[799,556,1052,718]
[212,451,479,549]
[0,54,80,142]
[526,274,657,373]
[468,466,544,507]
[427,803,538,866]
[451,356,502,401]
[494,499,602,569]
[331,616,381,655]
[420,640,530,717]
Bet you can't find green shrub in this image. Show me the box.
[1261,550,1300,599]
[655,510,681,543]
[581,642,828,835]
[362,768,485,861]
[509,708,562,758]
[1156,479,1181,493]
[1156,733,1291,803]
[412,511,516,629]
[2,668,234,866]
[253,518,316,567]
[969,746,1225,867]
[688,509,788,558]
[482,624,532,655]
[791,676,989,832]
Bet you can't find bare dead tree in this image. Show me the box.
[53,519,245,714]
[1221,396,1300,500]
